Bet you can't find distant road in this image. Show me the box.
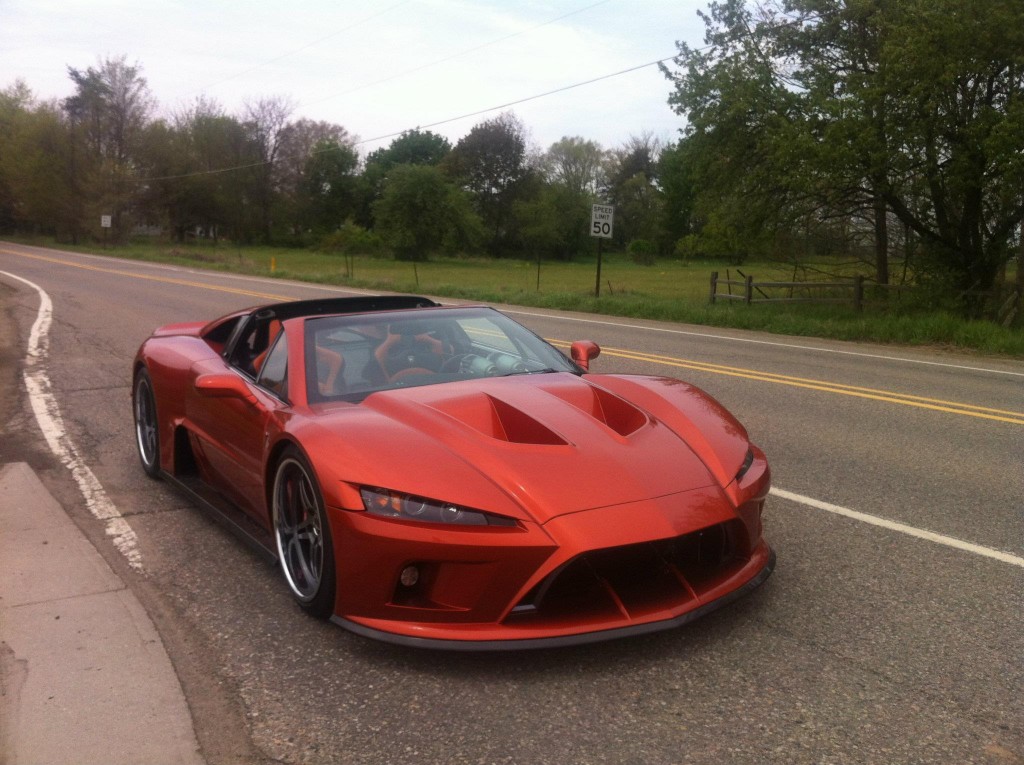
[2,241,1022,765]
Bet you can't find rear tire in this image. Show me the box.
[133,368,161,479]
[272,447,337,618]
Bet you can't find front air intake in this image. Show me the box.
[506,520,750,626]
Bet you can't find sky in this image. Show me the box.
[1,0,709,156]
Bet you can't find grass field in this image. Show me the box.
[18,237,1024,356]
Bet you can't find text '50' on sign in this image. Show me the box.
[590,204,614,239]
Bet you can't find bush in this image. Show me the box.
[318,224,384,257]
[627,238,656,266]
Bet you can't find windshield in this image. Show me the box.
[304,306,579,402]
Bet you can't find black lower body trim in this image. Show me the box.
[161,471,276,564]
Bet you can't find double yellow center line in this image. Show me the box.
[548,340,1024,425]
[4,247,1022,425]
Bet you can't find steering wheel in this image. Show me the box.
[440,353,501,376]
[440,353,472,373]
[388,365,436,383]
[378,333,442,381]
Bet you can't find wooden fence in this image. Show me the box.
[709,271,908,311]
[710,269,1021,325]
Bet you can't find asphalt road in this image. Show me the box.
[2,242,1022,765]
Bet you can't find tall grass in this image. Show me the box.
[14,237,1024,356]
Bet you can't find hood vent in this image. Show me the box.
[490,397,568,445]
[421,382,649,445]
[426,393,568,445]
[541,383,648,437]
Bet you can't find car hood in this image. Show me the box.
[308,374,732,525]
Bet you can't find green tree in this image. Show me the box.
[0,84,26,228]
[661,2,800,264]
[277,118,355,237]
[0,82,75,237]
[61,66,107,243]
[135,117,184,234]
[373,164,483,260]
[657,137,701,253]
[356,129,451,228]
[300,139,359,233]
[513,184,590,260]
[62,56,154,243]
[542,136,606,197]
[603,134,661,201]
[528,136,606,259]
[140,99,259,243]
[616,172,665,254]
[874,0,1024,299]
[243,96,294,243]
[444,112,533,253]
[365,129,451,170]
[603,134,664,249]
[663,0,1024,310]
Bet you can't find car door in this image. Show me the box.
[186,320,290,525]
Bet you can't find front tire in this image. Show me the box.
[272,447,337,618]
[133,368,161,479]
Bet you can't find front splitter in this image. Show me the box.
[330,548,776,651]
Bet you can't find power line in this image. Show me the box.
[193,1,414,98]
[137,51,675,183]
[352,53,677,148]
[301,0,615,108]
[136,11,817,183]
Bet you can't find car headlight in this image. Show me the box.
[360,487,518,527]
[735,449,755,481]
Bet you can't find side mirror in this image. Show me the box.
[570,340,601,372]
[195,373,258,404]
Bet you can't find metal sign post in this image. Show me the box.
[101,214,112,248]
[590,204,614,297]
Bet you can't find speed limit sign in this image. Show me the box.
[590,204,614,239]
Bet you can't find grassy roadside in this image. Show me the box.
[13,237,1024,357]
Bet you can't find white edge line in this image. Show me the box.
[771,486,1024,568]
[501,308,1024,379]
[1,269,142,570]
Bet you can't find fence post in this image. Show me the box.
[744,275,753,305]
[853,275,864,312]
[709,271,718,304]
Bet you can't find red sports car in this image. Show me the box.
[132,296,773,649]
